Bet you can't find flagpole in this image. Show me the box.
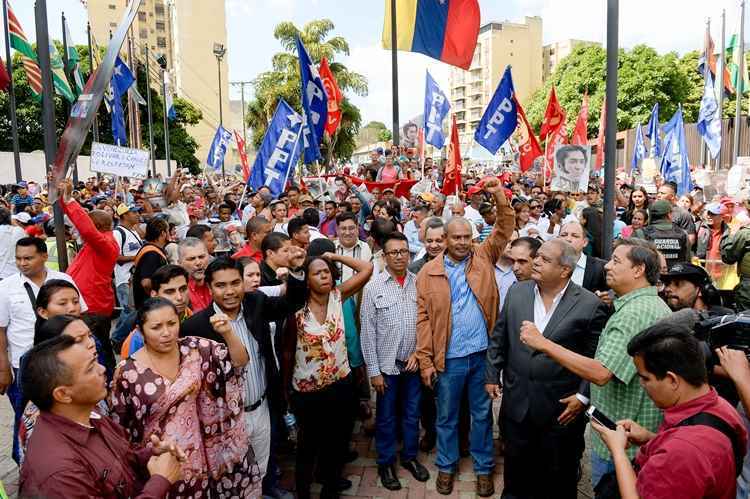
[161,67,172,177]
[701,18,710,168]
[87,22,99,144]
[3,0,21,183]
[143,46,156,177]
[35,0,68,271]
[602,0,619,260]
[734,0,745,164]
[719,8,726,171]
[61,11,78,185]
[390,0,400,147]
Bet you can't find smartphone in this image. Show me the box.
[586,406,617,431]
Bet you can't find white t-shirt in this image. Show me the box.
[0,269,88,368]
[0,225,27,280]
[162,201,190,226]
[113,225,143,287]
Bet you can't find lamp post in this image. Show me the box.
[156,53,171,177]
[213,42,226,180]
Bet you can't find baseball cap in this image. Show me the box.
[116,203,142,216]
[17,181,28,188]
[706,203,725,216]
[467,184,483,197]
[649,200,672,219]
[661,263,710,285]
[12,212,31,224]
[30,213,50,224]
[419,192,435,203]
[298,194,314,204]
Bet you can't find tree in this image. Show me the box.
[247,19,367,164]
[358,120,391,145]
[524,44,698,136]
[0,44,204,173]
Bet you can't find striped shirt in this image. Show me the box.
[360,269,418,378]
[215,303,266,407]
[444,255,488,358]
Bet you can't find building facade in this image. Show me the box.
[448,17,543,155]
[87,0,230,168]
[543,39,601,81]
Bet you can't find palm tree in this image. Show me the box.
[247,19,368,167]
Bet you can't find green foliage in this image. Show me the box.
[0,45,203,173]
[524,44,700,135]
[247,19,367,163]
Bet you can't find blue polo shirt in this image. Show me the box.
[444,255,488,359]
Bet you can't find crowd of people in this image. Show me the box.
[1,145,750,499]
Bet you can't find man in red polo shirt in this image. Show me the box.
[232,216,271,262]
[178,237,211,312]
[593,322,747,499]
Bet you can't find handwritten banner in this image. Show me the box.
[90,142,149,178]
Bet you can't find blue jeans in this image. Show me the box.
[435,350,494,474]
[8,367,23,464]
[591,450,615,490]
[112,283,136,346]
[375,371,421,465]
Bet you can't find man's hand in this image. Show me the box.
[209,313,233,338]
[557,395,585,425]
[519,320,547,351]
[421,366,436,388]
[616,419,654,446]
[147,449,182,484]
[275,267,290,282]
[482,177,503,195]
[404,353,419,372]
[591,420,629,453]
[287,246,306,269]
[716,347,750,386]
[58,179,73,204]
[485,383,501,400]
[0,366,12,395]
[595,290,613,306]
[371,375,387,395]
[149,434,187,461]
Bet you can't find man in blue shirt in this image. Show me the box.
[11,182,33,215]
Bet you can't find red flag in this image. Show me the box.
[539,86,565,141]
[441,114,462,195]
[0,58,9,92]
[595,99,606,171]
[513,95,542,172]
[417,126,425,166]
[319,57,343,136]
[571,93,589,146]
[234,130,250,182]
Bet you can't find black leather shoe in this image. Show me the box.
[401,459,429,482]
[378,464,402,490]
[419,432,436,452]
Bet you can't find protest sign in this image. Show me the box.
[90,142,149,178]
[550,144,591,193]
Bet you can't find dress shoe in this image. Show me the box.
[401,459,429,482]
[378,464,402,490]
[436,471,455,495]
[476,473,495,497]
[419,432,436,452]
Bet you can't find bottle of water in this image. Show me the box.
[283,412,297,443]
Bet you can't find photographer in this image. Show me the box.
[717,347,750,498]
[592,322,747,499]
[661,263,732,316]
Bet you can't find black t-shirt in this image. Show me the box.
[132,245,167,309]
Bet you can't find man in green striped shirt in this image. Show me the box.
[519,238,670,490]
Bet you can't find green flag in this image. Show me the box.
[728,18,749,94]
[49,42,75,103]
[7,3,42,99]
[63,18,85,95]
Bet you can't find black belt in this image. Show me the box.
[244,393,266,412]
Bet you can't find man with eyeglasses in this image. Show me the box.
[361,231,429,491]
[528,200,543,224]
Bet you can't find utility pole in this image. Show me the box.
[602,0,619,260]
[230,80,251,144]
[145,46,156,176]
[734,0,745,164]
[390,0,400,146]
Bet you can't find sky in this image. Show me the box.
[7,0,750,128]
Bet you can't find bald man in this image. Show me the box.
[59,180,119,370]
[558,221,609,294]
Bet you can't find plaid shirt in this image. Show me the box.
[360,269,418,378]
[591,286,671,460]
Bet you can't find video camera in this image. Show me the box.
[694,312,750,367]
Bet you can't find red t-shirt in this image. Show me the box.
[231,244,262,263]
[634,388,747,499]
[395,275,406,287]
[188,278,211,313]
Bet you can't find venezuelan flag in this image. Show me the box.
[382,0,480,70]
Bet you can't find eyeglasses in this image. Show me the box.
[385,249,410,257]
[529,205,540,210]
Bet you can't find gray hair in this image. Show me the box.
[549,238,578,270]
[433,192,446,203]
[445,216,473,234]
[423,216,444,231]
[178,236,207,260]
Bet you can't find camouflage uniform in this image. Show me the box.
[720,226,750,311]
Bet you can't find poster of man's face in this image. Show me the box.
[551,144,591,193]
[401,123,419,148]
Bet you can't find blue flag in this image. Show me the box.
[112,56,135,97]
[249,99,303,197]
[104,56,136,146]
[110,93,127,146]
[632,122,646,173]
[474,65,517,155]
[697,72,722,159]
[660,106,693,195]
[645,103,661,158]
[423,70,450,149]
[206,126,233,171]
[295,36,327,164]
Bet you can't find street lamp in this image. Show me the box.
[156,53,171,177]
[213,42,227,180]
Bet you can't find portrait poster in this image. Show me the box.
[550,144,591,193]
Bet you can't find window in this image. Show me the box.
[156,21,165,31]
[510,52,513,57]
[109,22,117,28]
[157,37,167,48]
[139,29,148,39]
[108,4,116,9]
[138,11,146,21]
[155,3,164,15]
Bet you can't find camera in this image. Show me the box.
[694,312,750,367]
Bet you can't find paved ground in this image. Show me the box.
[0,395,594,498]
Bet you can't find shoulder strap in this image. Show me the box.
[115,226,127,255]
[23,282,36,309]
[676,411,744,476]
[133,244,166,268]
